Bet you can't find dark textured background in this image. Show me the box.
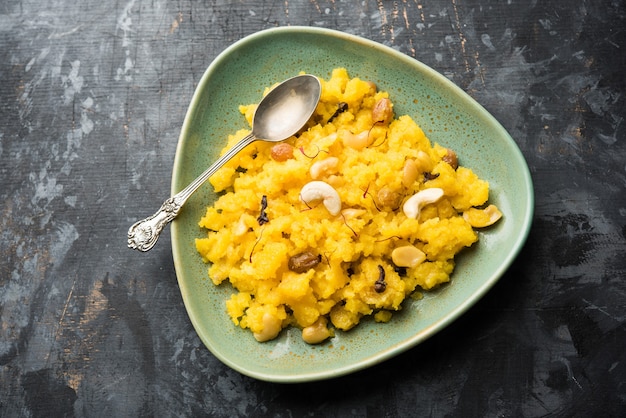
[1,1,625,416]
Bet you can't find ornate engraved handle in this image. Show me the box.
[127,196,183,252]
[128,133,257,252]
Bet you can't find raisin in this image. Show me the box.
[442,148,458,170]
[288,251,321,273]
[270,143,294,162]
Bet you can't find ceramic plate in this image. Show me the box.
[170,27,534,382]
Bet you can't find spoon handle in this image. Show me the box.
[128,133,256,251]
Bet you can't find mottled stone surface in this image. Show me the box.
[1,1,625,416]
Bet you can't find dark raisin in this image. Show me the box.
[374,265,387,293]
[257,195,269,225]
[327,102,348,123]
[288,252,321,273]
[394,266,407,276]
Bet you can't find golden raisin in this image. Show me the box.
[372,98,394,125]
[270,143,294,162]
[377,187,402,210]
[442,148,458,170]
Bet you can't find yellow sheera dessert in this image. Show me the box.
[195,68,501,344]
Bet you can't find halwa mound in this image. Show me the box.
[195,68,501,344]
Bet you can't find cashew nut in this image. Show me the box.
[341,129,370,150]
[414,150,434,172]
[253,312,282,342]
[463,204,502,227]
[300,181,342,216]
[341,208,366,220]
[302,317,331,344]
[402,188,444,219]
[310,157,339,179]
[391,245,426,268]
[402,159,419,187]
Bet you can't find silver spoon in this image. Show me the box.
[128,74,321,252]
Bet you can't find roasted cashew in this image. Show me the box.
[302,317,332,344]
[341,129,370,150]
[253,312,282,342]
[391,245,426,268]
[402,159,419,187]
[341,208,367,219]
[463,204,502,227]
[414,150,434,172]
[402,188,444,219]
[300,181,342,216]
[310,157,339,179]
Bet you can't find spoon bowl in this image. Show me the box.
[128,74,321,251]
[253,74,322,140]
